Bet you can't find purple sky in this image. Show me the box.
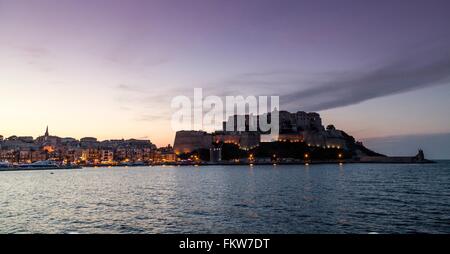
[1,0,450,158]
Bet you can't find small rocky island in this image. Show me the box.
[173,110,433,165]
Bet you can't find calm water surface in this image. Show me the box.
[1,162,450,233]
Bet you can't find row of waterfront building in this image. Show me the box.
[0,127,176,165]
[1,110,352,165]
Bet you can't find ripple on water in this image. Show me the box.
[1,163,450,233]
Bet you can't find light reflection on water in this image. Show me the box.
[1,162,450,234]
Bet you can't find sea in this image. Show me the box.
[1,162,449,234]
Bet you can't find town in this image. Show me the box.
[0,126,175,166]
[0,110,430,168]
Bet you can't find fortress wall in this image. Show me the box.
[173,131,212,154]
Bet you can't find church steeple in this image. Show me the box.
[45,126,49,137]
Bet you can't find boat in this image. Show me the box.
[19,160,60,169]
[119,161,146,167]
[0,161,12,169]
[13,160,81,171]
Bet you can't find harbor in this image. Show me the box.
[0,160,81,172]
[0,110,435,172]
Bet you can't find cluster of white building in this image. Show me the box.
[0,127,176,165]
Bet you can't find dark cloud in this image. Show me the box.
[116,83,145,93]
[114,83,180,123]
[20,46,49,59]
[135,114,169,122]
[14,45,53,73]
[207,41,450,112]
[282,45,450,111]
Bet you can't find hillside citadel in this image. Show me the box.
[174,110,350,154]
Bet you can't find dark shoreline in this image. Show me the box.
[0,160,435,172]
[0,166,81,172]
[150,160,435,167]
